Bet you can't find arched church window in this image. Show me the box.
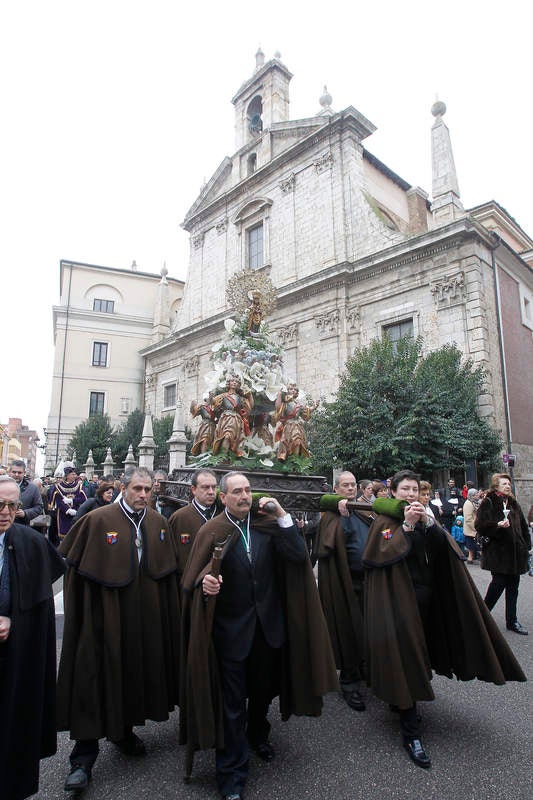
[247,95,263,137]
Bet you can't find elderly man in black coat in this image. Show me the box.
[0,475,65,800]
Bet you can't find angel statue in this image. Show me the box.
[190,392,216,455]
[273,383,318,461]
[211,375,254,457]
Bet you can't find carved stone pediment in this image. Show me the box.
[430,271,466,306]
[184,355,200,378]
[279,173,296,193]
[275,323,298,346]
[315,308,340,335]
[314,151,334,174]
[346,306,360,330]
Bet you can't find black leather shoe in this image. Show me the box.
[64,765,90,791]
[341,688,365,711]
[252,741,275,761]
[507,622,528,635]
[404,738,431,768]
[112,732,146,756]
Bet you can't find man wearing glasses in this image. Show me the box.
[0,476,65,800]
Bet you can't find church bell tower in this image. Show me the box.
[231,48,293,152]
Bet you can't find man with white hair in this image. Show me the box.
[0,475,65,799]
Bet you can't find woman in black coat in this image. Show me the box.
[475,473,530,635]
[74,480,114,519]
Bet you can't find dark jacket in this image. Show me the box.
[476,491,530,575]
[0,523,65,800]
[74,495,109,520]
[17,478,44,524]
[180,512,338,754]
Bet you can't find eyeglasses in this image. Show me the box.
[0,500,20,512]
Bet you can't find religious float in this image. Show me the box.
[164,269,329,512]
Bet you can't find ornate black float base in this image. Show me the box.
[164,466,330,513]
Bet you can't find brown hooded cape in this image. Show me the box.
[56,503,181,741]
[315,511,365,677]
[168,502,219,575]
[179,512,339,755]
[363,514,526,710]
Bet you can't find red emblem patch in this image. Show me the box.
[180,533,191,545]
[106,531,119,545]
[381,528,393,540]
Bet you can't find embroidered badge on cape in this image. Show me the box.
[106,531,119,545]
[160,529,165,542]
[180,533,190,545]
[381,528,393,540]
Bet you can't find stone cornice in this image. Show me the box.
[272,218,496,304]
[52,305,155,328]
[60,259,184,295]
[140,312,229,357]
[143,216,529,356]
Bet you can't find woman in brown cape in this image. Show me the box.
[363,469,526,770]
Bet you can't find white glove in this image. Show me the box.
[66,508,77,516]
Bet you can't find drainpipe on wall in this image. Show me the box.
[490,233,514,490]
[55,262,73,465]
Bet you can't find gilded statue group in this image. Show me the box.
[190,278,318,462]
[190,378,318,461]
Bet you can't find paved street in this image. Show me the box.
[39,565,532,800]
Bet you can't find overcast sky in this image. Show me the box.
[2,1,531,469]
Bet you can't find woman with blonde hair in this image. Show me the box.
[463,487,480,564]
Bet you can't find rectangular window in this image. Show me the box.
[383,319,414,352]
[89,391,105,416]
[92,342,108,367]
[164,384,177,408]
[93,298,115,313]
[248,223,263,269]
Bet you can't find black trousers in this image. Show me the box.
[399,705,420,741]
[340,571,365,688]
[215,622,280,797]
[69,728,134,771]
[484,572,521,626]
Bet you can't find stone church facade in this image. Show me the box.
[141,51,533,503]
